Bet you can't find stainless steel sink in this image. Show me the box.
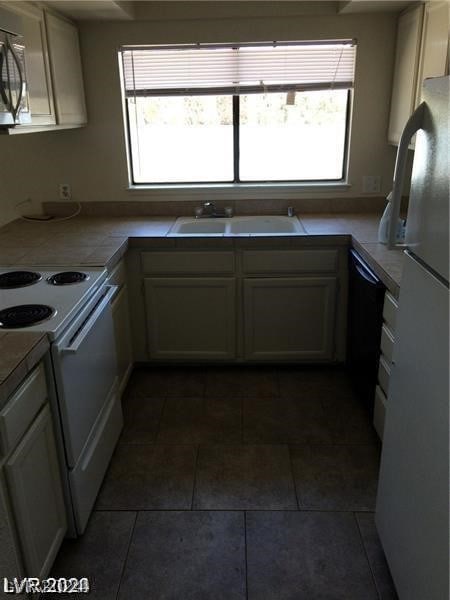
[169,215,306,236]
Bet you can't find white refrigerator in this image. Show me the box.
[376,76,449,600]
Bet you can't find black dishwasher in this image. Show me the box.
[347,249,385,417]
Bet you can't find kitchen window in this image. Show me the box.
[120,41,356,186]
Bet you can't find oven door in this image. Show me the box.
[51,284,119,468]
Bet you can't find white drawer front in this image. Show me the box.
[0,363,47,456]
[242,250,338,275]
[378,355,391,396]
[141,251,235,275]
[380,325,395,364]
[383,292,398,334]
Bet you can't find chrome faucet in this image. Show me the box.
[195,201,230,218]
[202,201,216,216]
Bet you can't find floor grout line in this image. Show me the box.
[240,397,245,444]
[287,444,302,510]
[190,444,200,510]
[244,511,249,600]
[354,511,384,600]
[115,510,138,600]
[94,507,377,514]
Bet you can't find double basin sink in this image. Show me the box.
[169,215,307,236]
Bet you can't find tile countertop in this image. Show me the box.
[0,213,403,294]
[300,213,404,297]
[0,212,404,398]
[0,332,49,410]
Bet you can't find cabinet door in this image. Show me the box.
[144,278,236,360]
[5,405,67,579]
[243,277,337,361]
[4,2,55,125]
[45,12,87,125]
[415,1,449,105]
[388,4,424,145]
[0,471,23,579]
[111,285,133,394]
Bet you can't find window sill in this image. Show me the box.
[126,181,351,200]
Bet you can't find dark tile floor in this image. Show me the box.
[48,366,398,599]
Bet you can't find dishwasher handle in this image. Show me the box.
[350,249,383,288]
[354,262,379,286]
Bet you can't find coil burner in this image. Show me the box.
[0,304,56,328]
[47,271,89,286]
[0,271,42,289]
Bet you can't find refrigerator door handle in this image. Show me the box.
[388,102,426,249]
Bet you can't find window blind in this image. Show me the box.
[121,40,356,97]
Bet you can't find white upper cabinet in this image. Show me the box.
[45,12,87,126]
[388,4,423,145]
[0,1,87,131]
[388,1,449,146]
[415,1,450,104]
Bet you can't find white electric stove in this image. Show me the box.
[0,266,123,537]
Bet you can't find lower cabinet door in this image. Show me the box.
[243,277,337,361]
[111,285,133,394]
[144,277,236,360]
[5,404,67,579]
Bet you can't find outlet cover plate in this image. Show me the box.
[363,175,381,194]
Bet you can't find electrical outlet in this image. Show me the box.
[59,184,71,201]
[362,175,381,194]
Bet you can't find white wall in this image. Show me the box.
[0,3,399,226]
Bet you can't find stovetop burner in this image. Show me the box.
[0,271,42,289]
[0,304,56,328]
[47,271,89,286]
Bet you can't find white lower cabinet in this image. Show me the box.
[109,259,133,394]
[111,285,133,394]
[0,472,23,579]
[5,404,66,579]
[0,362,66,579]
[144,277,236,360]
[133,246,344,364]
[243,277,337,361]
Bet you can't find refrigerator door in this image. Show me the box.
[406,76,449,282]
[376,252,449,600]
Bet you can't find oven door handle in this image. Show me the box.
[61,285,118,354]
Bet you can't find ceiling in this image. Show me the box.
[43,1,136,20]
[43,0,416,21]
[338,1,415,13]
